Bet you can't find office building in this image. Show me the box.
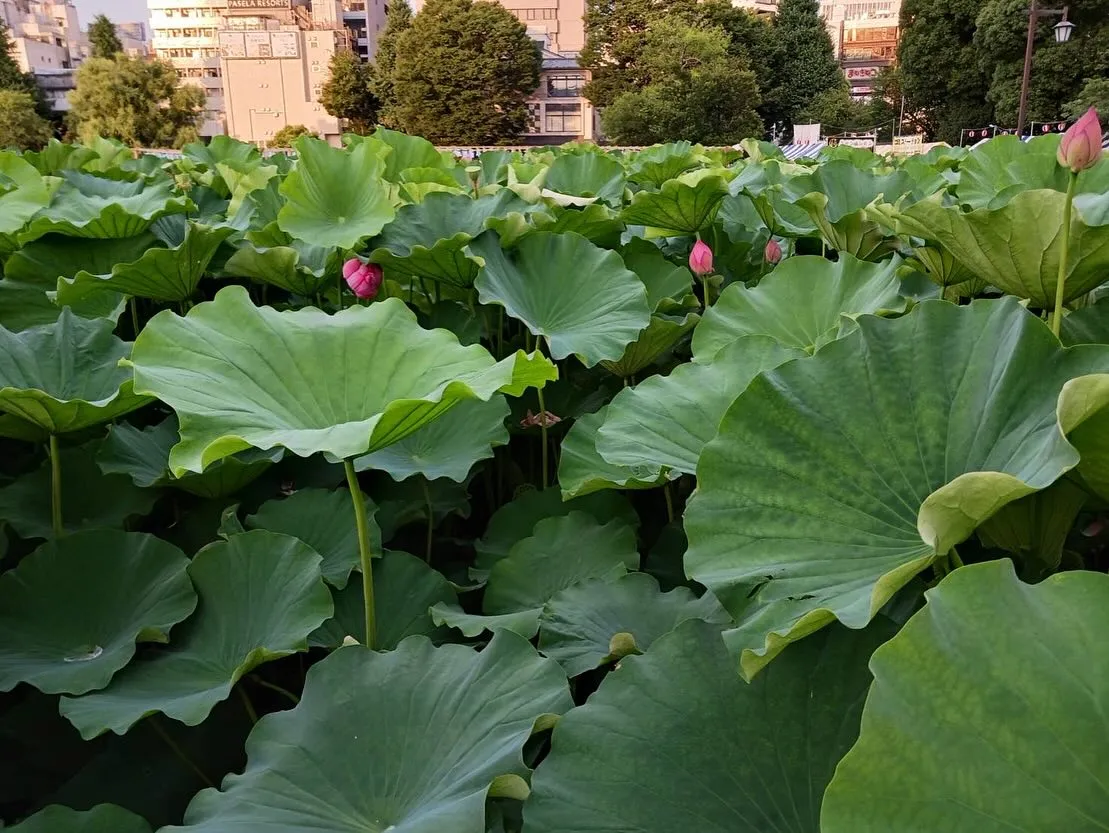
[342,0,385,61]
[822,0,900,99]
[0,0,85,72]
[149,0,354,143]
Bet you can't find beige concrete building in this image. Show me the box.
[149,0,359,143]
[821,0,900,99]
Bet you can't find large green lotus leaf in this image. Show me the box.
[691,254,905,359]
[597,336,804,476]
[309,550,457,649]
[364,127,450,180]
[58,530,332,739]
[524,618,892,833]
[0,151,52,235]
[277,137,394,249]
[162,631,570,833]
[4,232,158,285]
[626,141,702,188]
[221,235,339,297]
[822,559,1109,833]
[216,160,278,217]
[0,443,160,540]
[685,297,1109,678]
[440,511,639,639]
[537,573,729,676]
[0,310,151,436]
[558,407,668,499]
[620,237,694,311]
[530,203,625,249]
[374,476,471,542]
[1068,407,1109,501]
[620,175,728,235]
[484,512,639,617]
[598,312,699,378]
[1062,298,1109,346]
[898,189,1109,306]
[7,804,152,833]
[0,530,195,695]
[954,134,1066,209]
[182,134,262,170]
[976,478,1088,578]
[355,396,509,482]
[0,279,122,333]
[471,230,650,367]
[369,190,530,287]
[20,171,190,242]
[56,223,234,304]
[128,286,556,475]
[474,488,639,577]
[245,487,381,589]
[542,152,626,207]
[97,417,282,499]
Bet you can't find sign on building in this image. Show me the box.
[226,0,291,9]
[844,66,879,81]
[219,29,299,59]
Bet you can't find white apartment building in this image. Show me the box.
[342,0,385,61]
[149,0,374,142]
[0,0,86,72]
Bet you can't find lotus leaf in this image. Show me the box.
[685,297,1109,677]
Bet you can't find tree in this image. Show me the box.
[321,50,378,134]
[764,0,844,131]
[795,84,869,131]
[1065,77,1109,120]
[68,56,203,148]
[88,14,123,59]
[389,0,541,144]
[371,0,412,126]
[974,0,1109,125]
[898,0,992,142]
[579,0,699,107]
[0,24,50,117]
[602,18,763,145]
[0,90,51,149]
[269,124,318,147]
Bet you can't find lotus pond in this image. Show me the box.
[1,127,1109,832]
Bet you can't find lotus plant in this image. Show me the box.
[1052,108,1102,335]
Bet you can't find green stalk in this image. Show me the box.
[343,459,377,649]
[49,433,62,538]
[663,482,675,524]
[1051,171,1079,337]
[536,386,549,488]
[129,296,140,337]
[148,717,213,787]
[420,477,434,563]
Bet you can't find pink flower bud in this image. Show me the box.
[343,259,383,299]
[689,240,714,276]
[765,238,782,264]
[1057,108,1103,173]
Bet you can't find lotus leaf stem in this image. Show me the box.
[421,477,434,563]
[249,674,300,705]
[49,433,62,538]
[663,482,675,524]
[236,684,258,724]
[1051,171,1079,338]
[147,716,213,788]
[129,296,139,337]
[343,458,378,649]
[536,386,550,487]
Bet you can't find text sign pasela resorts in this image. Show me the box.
[226,0,291,10]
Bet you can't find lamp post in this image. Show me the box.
[1016,1,1075,136]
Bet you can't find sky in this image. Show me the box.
[72,0,149,26]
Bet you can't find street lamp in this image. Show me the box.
[1016,2,1074,136]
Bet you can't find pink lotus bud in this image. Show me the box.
[689,240,713,276]
[1057,108,1103,173]
[343,259,383,299]
[765,238,782,264]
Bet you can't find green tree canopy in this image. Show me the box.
[765,0,844,131]
[321,50,378,134]
[1065,77,1109,119]
[88,14,123,59]
[0,89,51,149]
[389,0,541,144]
[269,124,318,148]
[602,18,763,145]
[898,0,992,142]
[371,0,412,126]
[68,56,203,148]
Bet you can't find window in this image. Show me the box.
[545,102,582,134]
[547,74,585,97]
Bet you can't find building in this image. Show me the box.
[821,0,900,99]
[0,0,86,73]
[149,0,352,143]
[341,0,385,61]
[116,21,152,57]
